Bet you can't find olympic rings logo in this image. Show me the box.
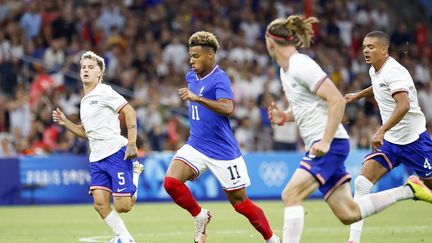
[259,161,288,187]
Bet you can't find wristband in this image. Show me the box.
[277,112,287,126]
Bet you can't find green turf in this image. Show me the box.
[0,200,430,243]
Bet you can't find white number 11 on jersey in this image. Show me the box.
[191,105,200,120]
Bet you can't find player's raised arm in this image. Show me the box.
[52,107,87,139]
[344,86,374,103]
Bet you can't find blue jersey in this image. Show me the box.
[185,65,241,160]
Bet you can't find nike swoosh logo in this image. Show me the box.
[117,188,126,192]
[426,171,432,177]
[233,180,241,185]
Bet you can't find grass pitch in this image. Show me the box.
[0,200,430,243]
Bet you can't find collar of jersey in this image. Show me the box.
[195,65,219,80]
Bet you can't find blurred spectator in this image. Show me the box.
[0,0,429,156]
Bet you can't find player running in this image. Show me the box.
[264,16,432,243]
[345,31,432,243]
[163,31,280,243]
[52,51,143,242]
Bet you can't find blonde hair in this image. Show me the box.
[80,51,105,81]
[188,31,219,52]
[266,15,318,48]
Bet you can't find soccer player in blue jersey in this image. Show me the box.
[52,51,143,242]
[163,31,280,243]
[345,31,432,243]
[265,16,432,243]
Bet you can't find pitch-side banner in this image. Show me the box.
[0,151,409,205]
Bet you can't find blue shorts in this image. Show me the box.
[299,139,351,200]
[364,131,432,179]
[89,146,136,197]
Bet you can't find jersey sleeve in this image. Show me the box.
[214,73,234,100]
[101,85,128,112]
[289,54,327,93]
[385,66,411,96]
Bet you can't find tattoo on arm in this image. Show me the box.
[127,125,137,129]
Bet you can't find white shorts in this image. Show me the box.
[173,144,251,191]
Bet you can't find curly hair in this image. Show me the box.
[188,31,220,52]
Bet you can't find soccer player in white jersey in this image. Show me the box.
[345,31,432,243]
[52,51,144,242]
[163,31,280,243]
[265,16,432,243]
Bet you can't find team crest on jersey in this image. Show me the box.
[198,86,205,96]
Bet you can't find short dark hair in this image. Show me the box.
[365,31,390,46]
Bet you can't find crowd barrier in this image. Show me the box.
[0,151,409,205]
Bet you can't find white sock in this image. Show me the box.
[132,162,140,199]
[356,185,414,219]
[104,210,134,240]
[349,176,374,243]
[283,206,304,243]
[266,234,280,243]
[194,208,206,221]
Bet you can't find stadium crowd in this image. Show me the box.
[0,0,431,156]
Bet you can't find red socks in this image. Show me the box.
[164,177,273,240]
[234,198,273,240]
[164,177,201,217]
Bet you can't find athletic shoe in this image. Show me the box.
[405,175,432,203]
[194,209,212,243]
[133,161,144,174]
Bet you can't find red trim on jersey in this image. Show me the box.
[364,152,393,170]
[316,173,325,184]
[374,56,391,75]
[323,174,351,200]
[116,101,128,113]
[173,157,199,179]
[391,88,409,96]
[313,75,328,93]
[224,184,247,191]
[89,186,112,194]
[112,192,132,197]
[300,161,312,170]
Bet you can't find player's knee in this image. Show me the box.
[354,175,373,194]
[281,189,301,206]
[335,204,361,225]
[93,201,109,214]
[115,203,132,213]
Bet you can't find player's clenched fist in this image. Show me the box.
[52,108,68,126]
[344,93,358,103]
[178,87,198,101]
[267,101,285,125]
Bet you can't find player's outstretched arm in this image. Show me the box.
[344,86,374,103]
[52,108,87,139]
[178,87,234,116]
[267,101,294,125]
[119,104,138,160]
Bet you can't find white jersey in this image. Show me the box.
[80,83,128,162]
[369,57,426,144]
[280,53,349,149]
